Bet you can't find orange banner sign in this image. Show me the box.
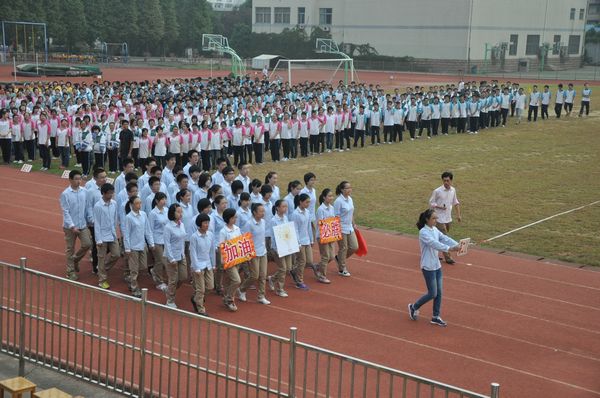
[318,216,343,244]
[220,232,256,269]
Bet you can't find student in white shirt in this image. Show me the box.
[163,203,188,308]
[554,83,565,118]
[314,188,336,283]
[266,200,293,298]
[238,203,270,305]
[579,83,591,117]
[515,89,527,124]
[541,85,551,120]
[527,85,541,122]
[93,183,120,289]
[289,193,313,290]
[564,83,576,116]
[148,192,169,291]
[219,208,242,312]
[189,213,215,316]
[123,195,155,297]
[428,171,461,264]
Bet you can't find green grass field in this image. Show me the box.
[9,86,600,266]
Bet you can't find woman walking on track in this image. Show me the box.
[334,181,357,277]
[123,195,155,298]
[408,209,459,327]
[219,208,242,312]
[315,188,335,283]
[163,203,188,308]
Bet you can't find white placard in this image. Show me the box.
[106,177,115,184]
[61,170,71,179]
[457,238,471,257]
[273,222,300,257]
[20,164,32,173]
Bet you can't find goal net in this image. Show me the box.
[269,58,357,85]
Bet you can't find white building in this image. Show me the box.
[207,0,246,12]
[252,0,588,72]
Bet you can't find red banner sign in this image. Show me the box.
[220,232,256,269]
[318,216,343,244]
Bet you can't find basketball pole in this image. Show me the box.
[13,57,17,82]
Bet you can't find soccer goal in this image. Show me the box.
[269,58,355,85]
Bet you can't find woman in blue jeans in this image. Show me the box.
[408,209,459,327]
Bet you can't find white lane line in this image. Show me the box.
[0,187,56,201]
[0,174,65,189]
[483,200,600,242]
[269,305,600,396]
[0,217,63,235]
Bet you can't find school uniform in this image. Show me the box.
[334,194,357,274]
[554,90,565,118]
[316,202,336,278]
[440,101,451,135]
[564,89,576,114]
[106,128,120,172]
[500,93,512,126]
[219,224,242,308]
[467,99,480,133]
[268,213,293,294]
[123,210,155,293]
[240,217,268,300]
[369,109,382,145]
[190,229,215,314]
[528,92,541,122]
[405,104,419,139]
[163,220,188,303]
[541,91,551,120]
[353,111,368,147]
[579,88,591,116]
[60,185,92,278]
[149,206,169,286]
[37,120,52,169]
[93,130,108,170]
[93,198,120,285]
[22,119,36,161]
[430,103,441,136]
[419,104,432,138]
[291,207,313,285]
[11,121,25,163]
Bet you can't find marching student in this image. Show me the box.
[79,124,95,177]
[228,180,245,211]
[210,195,228,296]
[541,85,551,120]
[149,192,169,291]
[314,188,336,283]
[554,83,565,118]
[93,124,108,170]
[93,183,120,289]
[527,85,541,122]
[176,188,195,267]
[267,200,293,298]
[265,171,281,204]
[289,193,313,290]
[408,209,460,327]
[60,170,92,281]
[334,181,357,277]
[239,203,270,305]
[163,203,188,308]
[235,161,252,193]
[190,213,215,316]
[123,195,155,298]
[564,83,576,116]
[219,208,243,312]
[250,179,263,204]
[515,88,527,125]
[143,176,164,214]
[285,180,302,218]
[579,83,591,117]
[235,192,253,231]
[86,167,108,274]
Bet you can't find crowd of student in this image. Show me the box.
[0,77,592,171]
[60,160,358,316]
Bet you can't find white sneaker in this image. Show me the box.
[276,290,288,298]
[267,275,275,291]
[157,283,168,292]
[257,297,271,305]
[165,301,177,309]
[75,163,81,167]
[237,289,247,302]
[12,160,17,164]
[17,160,23,164]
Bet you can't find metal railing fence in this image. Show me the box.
[0,258,499,398]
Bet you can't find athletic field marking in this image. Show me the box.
[0,174,66,190]
[368,243,600,291]
[312,289,600,363]
[0,187,56,201]
[2,202,62,216]
[270,306,600,396]
[0,238,64,256]
[0,217,63,235]
[354,257,600,312]
[483,200,600,242]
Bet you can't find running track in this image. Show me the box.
[0,167,599,397]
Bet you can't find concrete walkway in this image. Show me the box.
[0,353,123,397]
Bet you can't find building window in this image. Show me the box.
[568,35,580,55]
[579,8,585,20]
[552,35,561,55]
[525,34,540,55]
[509,34,518,56]
[297,7,305,25]
[570,8,575,19]
[255,7,271,24]
[319,8,333,25]
[274,7,290,24]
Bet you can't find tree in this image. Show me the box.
[137,0,164,55]
[176,0,212,54]
[160,0,179,56]
[61,0,88,51]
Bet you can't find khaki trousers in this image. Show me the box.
[240,255,268,298]
[165,258,188,302]
[64,227,92,275]
[192,269,214,313]
[293,245,313,284]
[97,241,120,283]
[151,244,167,284]
[436,222,453,261]
[272,254,293,292]
[223,265,241,304]
[337,231,358,270]
[318,242,335,277]
[127,249,147,291]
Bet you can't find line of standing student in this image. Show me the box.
[60,165,359,316]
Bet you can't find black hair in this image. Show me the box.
[250,178,262,190]
[208,184,222,199]
[294,193,310,208]
[125,195,139,214]
[166,153,177,161]
[223,208,237,224]
[195,213,211,227]
[303,172,316,184]
[335,181,350,196]
[167,203,181,221]
[148,176,160,187]
[441,171,453,180]
[231,180,244,195]
[152,192,167,209]
[176,173,189,183]
[198,172,211,188]
[272,199,285,215]
[222,166,235,175]
[238,192,251,206]
[251,202,263,215]
[319,188,332,204]
[264,171,277,184]
[93,167,106,179]
[125,171,138,183]
[238,161,248,170]
[197,198,212,214]
[212,194,226,209]
[189,165,202,175]
[176,188,190,203]
[188,149,199,158]
[150,165,161,175]
[216,157,228,166]
[69,169,82,179]
[416,208,436,230]
[260,184,272,196]
[122,157,134,168]
[126,182,138,193]
[287,180,301,193]
[100,183,115,195]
